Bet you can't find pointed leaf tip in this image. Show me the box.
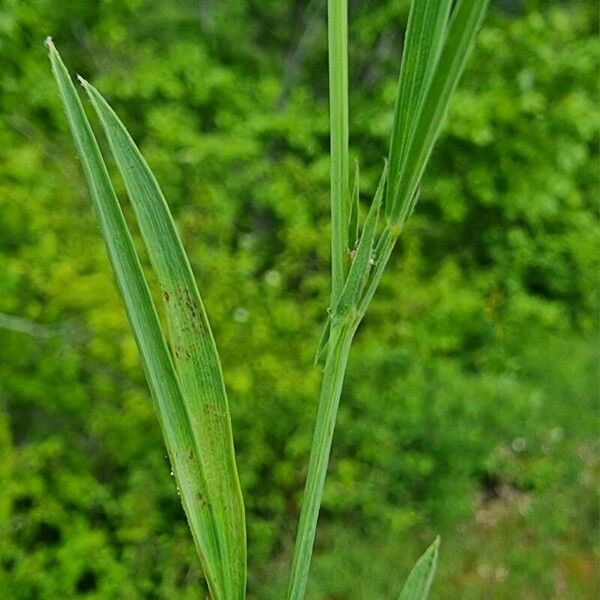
[398,536,440,600]
[80,78,247,598]
[47,43,230,599]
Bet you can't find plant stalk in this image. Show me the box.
[287,3,351,596]
[327,0,349,306]
[287,319,357,600]
[287,221,398,599]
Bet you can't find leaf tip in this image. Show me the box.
[44,36,60,64]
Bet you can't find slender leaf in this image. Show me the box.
[398,537,440,600]
[348,158,360,249]
[389,0,490,225]
[335,163,386,320]
[46,39,226,598]
[80,81,247,598]
[314,315,331,366]
[386,0,452,218]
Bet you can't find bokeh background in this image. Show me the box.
[0,0,598,598]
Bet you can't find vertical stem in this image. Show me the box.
[287,4,351,597]
[286,231,397,599]
[287,320,357,600]
[328,0,349,306]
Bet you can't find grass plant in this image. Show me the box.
[47,1,488,597]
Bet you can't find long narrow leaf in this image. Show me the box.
[386,0,452,218]
[398,537,440,600]
[81,80,246,599]
[347,158,360,249]
[314,315,331,366]
[389,0,490,225]
[335,163,386,320]
[46,39,225,598]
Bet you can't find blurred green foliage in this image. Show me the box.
[0,0,598,598]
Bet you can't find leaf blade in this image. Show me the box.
[386,0,452,217]
[389,0,490,225]
[46,40,226,599]
[398,536,440,600]
[81,80,247,599]
[335,162,386,320]
[348,158,360,249]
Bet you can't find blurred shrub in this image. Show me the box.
[0,0,597,598]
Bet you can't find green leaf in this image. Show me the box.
[348,158,360,249]
[335,162,386,320]
[314,315,331,367]
[46,40,241,600]
[386,0,452,218]
[81,79,248,598]
[81,80,246,599]
[388,0,490,226]
[398,536,440,600]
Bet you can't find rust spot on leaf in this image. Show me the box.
[172,343,192,362]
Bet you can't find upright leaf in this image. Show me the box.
[386,0,452,218]
[347,159,360,249]
[314,315,331,367]
[335,163,386,320]
[398,537,440,600]
[46,39,227,598]
[389,0,490,225]
[81,80,246,599]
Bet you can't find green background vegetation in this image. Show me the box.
[0,0,597,598]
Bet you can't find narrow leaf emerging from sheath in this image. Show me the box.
[348,159,360,249]
[389,0,490,225]
[314,316,331,367]
[386,0,452,218]
[398,537,440,600]
[47,40,241,600]
[81,81,246,599]
[335,163,386,320]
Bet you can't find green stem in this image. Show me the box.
[328,0,349,306]
[287,225,398,599]
[287,319,357,600]
[286,4,350,596]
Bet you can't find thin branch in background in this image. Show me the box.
[0,311,83,340]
